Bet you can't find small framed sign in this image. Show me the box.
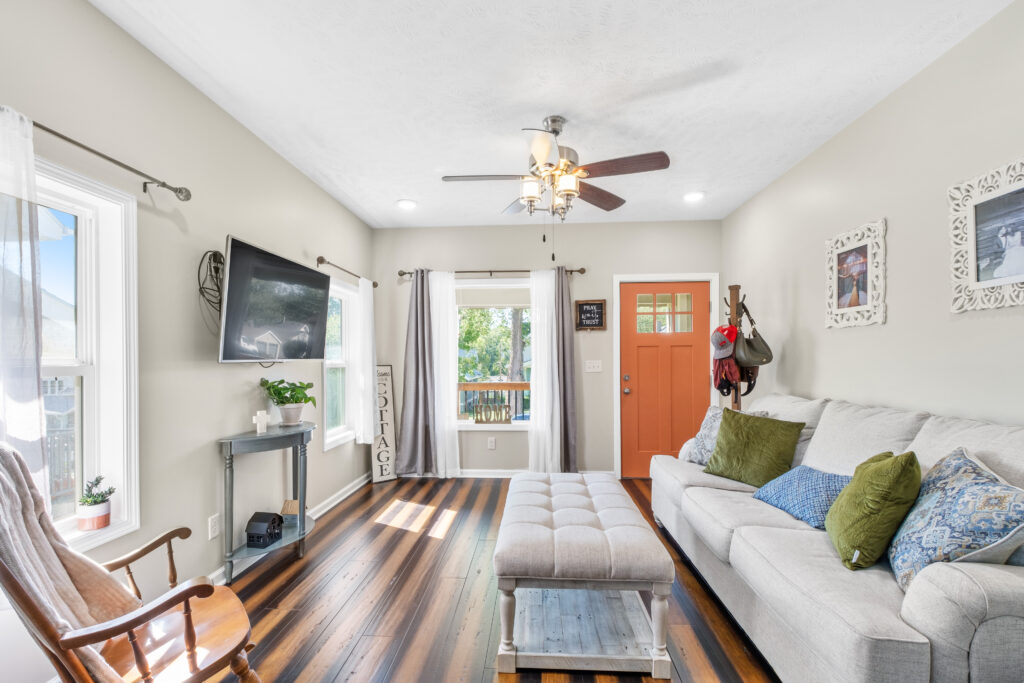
[373,365,398,483]
[575,299,606,330]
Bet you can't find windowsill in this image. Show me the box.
[324,427,356,451]
[457,422,530,432]
[59,517,140,553]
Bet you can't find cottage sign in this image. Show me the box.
[373,365,398,483]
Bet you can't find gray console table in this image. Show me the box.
[218,421,316,584]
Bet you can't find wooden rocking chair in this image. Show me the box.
[0,527,260,682]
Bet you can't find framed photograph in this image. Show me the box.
[825,218,886,328]
[949,157,1024,312]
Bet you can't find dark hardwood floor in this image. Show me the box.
[217,477,778,682]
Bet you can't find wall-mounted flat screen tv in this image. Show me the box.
[219,236,330,362]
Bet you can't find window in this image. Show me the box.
[36,159,139,550]
[456,282,531,428]
[323,282,355,449]
[636,291,693,334]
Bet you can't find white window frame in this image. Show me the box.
[36,158,139,552]
[454,278,532,432]
[323,280,356,450]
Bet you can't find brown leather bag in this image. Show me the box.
[734,302,773,368]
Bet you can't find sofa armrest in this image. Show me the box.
[901,562,1024,683]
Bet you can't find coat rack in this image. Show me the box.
[727,284,743,411]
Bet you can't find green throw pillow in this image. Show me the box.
[703,409,805,488]
[825,452,921,570]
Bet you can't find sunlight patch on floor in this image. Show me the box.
[428,508,457,539]
[374,499,435,533]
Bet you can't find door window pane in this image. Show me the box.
[636,314,654,334]
[656,293,671,312]
[38,206,77,361]
[656,314,671,333]
[43,375,81,521]
[325,367,346,430]
[674,293,692,312]
[325,297,343,361]
[675,314,693,333]
[636,294,653,313]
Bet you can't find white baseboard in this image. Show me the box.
[209,471,372,585]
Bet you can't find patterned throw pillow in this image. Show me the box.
[754,466,852,529]
[888,448,1024,590]
[685,407,768,466]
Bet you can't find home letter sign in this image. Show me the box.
[373,365,398,483]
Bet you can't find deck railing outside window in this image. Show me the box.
[458,382,531,422]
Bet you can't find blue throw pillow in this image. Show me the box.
[754,466,852,529]
[888,448,1024,590]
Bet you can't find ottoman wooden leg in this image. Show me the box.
[497,579,517,673]
[651,582,671,679]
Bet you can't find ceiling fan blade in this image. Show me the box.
[578,181,626,211]
[579,151,670,178]
[501,199,526,215]
[522,128,559,168]
[442,174,523,182]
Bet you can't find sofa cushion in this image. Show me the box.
[906,414,1024,488]
[685,406,770,466]
[649,455,757,508]
[801,400,929,476]
[889,448,1024,590]
[826,452,921,570]
[746,393,830,465]
[704,410,805,487]
[754,465,852,529]
[730,526,930,680]
[679,487,812,562]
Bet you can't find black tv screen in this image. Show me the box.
[219,237,330,362]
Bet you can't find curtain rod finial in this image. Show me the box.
[316,256,327,267]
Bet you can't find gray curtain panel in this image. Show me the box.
[396,269,436,476]
[554,266,578,472]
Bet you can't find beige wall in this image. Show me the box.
[372,220,722,472]
[721,0,1024,425]
[1,0,372,677]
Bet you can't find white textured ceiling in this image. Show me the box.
[88,0,1010,228]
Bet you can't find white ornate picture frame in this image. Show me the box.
[948,158,1024,313]
[825,218,886,328]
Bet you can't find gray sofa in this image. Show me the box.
[649,393,1024,683]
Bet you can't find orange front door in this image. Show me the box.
[620,282,711,478]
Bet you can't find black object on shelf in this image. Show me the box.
[245,512,283,548]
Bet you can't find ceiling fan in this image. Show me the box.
[441,115,670,221]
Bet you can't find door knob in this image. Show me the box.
[623,388,631,395]
[623,375,630,381]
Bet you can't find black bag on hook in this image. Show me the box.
[734,302,773,368]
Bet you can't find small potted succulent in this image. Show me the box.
[77,476,115,531]
[260,378,316,426]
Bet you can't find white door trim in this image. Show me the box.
[611,273,720,479]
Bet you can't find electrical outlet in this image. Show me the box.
[584,360,602,373]
[208,513,221,540]
[487,437,496,450]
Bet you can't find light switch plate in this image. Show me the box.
[487,437,496,450]
[584,360,602,373]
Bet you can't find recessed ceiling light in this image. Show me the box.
[683,191,705,203]
[396,199,417,211]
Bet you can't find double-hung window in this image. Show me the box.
[36,159,139,550]
[455,280,531,429]
[323,281,356,449]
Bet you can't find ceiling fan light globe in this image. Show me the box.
[555,173,580,199]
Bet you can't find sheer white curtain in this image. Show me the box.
[352,277,377,445]
[428,271,460,477]
[0,105,47,498]
[529,269,561,473]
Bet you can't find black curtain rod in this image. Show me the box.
[317,256,378,288]
[397,267,586,278]
[32,121,192,201]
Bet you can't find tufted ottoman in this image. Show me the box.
[492,472,674,678]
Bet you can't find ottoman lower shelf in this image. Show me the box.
[504,586,663,675]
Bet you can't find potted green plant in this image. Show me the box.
[260,378,316,426]
[77,476,115,531]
